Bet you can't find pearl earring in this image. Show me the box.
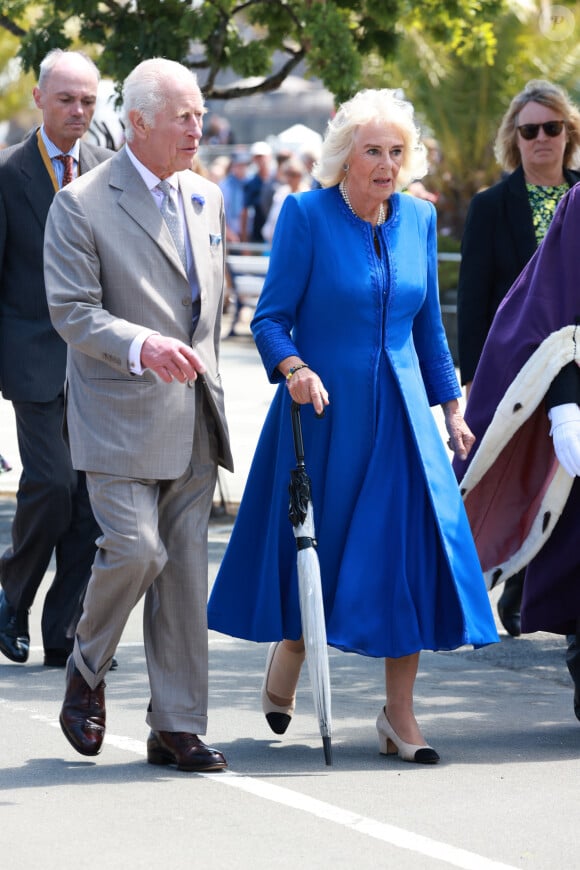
[343,163,349,172]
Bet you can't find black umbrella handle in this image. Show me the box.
[291,401,305,468]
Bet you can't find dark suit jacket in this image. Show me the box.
[0,131,111,402]
[457,165,580,384]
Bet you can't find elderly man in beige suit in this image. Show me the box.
[44,58,233,772]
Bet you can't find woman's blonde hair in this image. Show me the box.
[494,79,580,172]
[313,89,428,189]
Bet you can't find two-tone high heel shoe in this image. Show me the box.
[376,707,440,764]
[261,641,304,735]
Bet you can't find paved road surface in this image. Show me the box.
[0,322,578,869]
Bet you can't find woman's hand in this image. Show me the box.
[280,358,330,416]
[443,399,475,461]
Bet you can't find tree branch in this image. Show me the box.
[203,48,305,98]
[0,14,26,37]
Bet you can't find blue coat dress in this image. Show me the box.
[208,186,498,657]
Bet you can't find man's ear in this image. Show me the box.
[32,86,43,111]
[129,109,148,140]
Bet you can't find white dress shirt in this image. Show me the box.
[124,145,199,374]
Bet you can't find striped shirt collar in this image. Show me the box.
[39,124,81,162]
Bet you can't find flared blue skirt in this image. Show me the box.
[208,354,498,657]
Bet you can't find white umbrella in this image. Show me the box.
[288,401,332,765]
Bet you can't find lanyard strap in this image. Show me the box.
[36,129,60,193]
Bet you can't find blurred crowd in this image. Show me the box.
[195,115,443,247]
[196,129,322,245]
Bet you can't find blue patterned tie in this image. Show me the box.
[157,180,187,269]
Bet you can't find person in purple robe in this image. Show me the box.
[454,183,580,718]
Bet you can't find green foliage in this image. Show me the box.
[18,16,69,74]
[437,235,461,294]
[367,2,580,239]
[0,3,37,123]
[403,0,503,64]
[300,3,361,102]
[0,0,501,102]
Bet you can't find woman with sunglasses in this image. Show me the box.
[457,79,580,637]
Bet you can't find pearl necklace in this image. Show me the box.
[340,179,386,226]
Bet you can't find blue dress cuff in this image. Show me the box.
[420,352,461,406]
[252,317,299,383]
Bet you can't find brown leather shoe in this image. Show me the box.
[147,730,227,772]
[59,656,106,757]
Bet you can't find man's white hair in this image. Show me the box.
[38,49,100,90]
[122,58,203,141]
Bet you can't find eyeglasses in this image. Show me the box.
[517,120,566,140]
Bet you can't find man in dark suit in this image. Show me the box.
[0,49,111,668]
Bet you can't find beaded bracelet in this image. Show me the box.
[286,364,310,380]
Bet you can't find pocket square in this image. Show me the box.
[209,233,222,247]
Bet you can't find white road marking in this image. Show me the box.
[207,770,518,870]
[0,697,517,870]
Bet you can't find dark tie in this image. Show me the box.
[56,154,75,187]
[157,180,187,269]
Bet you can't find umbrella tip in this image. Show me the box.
[323,735,333,766]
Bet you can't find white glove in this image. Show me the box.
[549,403,580,476]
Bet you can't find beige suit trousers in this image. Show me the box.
[73,385,218,734]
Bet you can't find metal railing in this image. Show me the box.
[225,245,460,358]
[227,242,461,263]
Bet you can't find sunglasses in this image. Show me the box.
[517,120,566,140]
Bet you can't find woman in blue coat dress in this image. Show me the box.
[208,89,498,763]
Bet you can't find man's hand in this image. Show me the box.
[141,334,206,384]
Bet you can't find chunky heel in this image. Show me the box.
[377,729,397,755]
[376,707,439,764]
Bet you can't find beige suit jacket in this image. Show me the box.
[44,147,233,479]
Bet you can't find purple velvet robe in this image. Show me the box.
[454,184,580,635]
